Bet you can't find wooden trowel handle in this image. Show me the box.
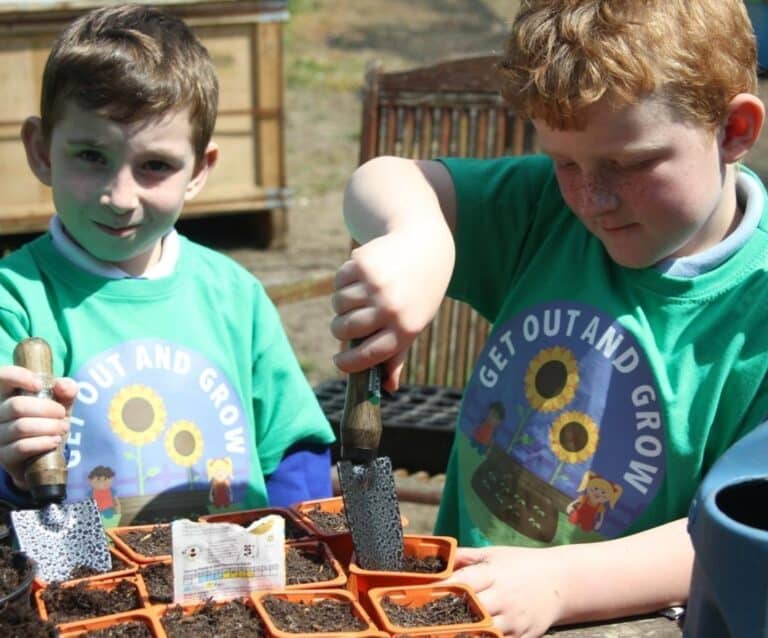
[13,337,67,504]
[340,363,383,465]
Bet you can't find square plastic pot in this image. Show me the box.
[291,497,354,567]
[348,534,456,617]
[291,496,409,569]
[252,588,378,638]
[57,608,163,637]
[158,596,266,637]
[36,574,149,630]
[367,583,493,635]
[286,540,347,590]
[107,524,172,564]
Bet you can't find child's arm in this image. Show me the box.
[0,365,76,496]
[331,156,458,391]
[264,443,332,506]
[447,518,692,637]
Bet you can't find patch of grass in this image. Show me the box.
[287,0,320,15]
[286,55,364,91]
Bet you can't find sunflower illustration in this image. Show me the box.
[524,346,579,412]
[109,385,166,446]
[550,411,599,464]
[165,420,205,468]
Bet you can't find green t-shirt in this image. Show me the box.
[434,155,768,548]
[0,234,334,524]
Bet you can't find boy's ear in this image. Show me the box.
[185,141,219,201]
[21,116,52,186]
[720,93,765,163]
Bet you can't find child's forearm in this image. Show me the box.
[343,156,456,243]
[555,517,692,625]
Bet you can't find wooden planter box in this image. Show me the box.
[0,0,289,247]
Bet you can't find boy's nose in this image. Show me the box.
[100,168,139,213]
[581,178,619,218]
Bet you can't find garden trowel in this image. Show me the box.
[337,356,404,571]
[9,337,111,583]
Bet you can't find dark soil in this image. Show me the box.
[161,598,265,638]
[0,546,33,598]
[139,562,173,604]
[118,525,172,557]
[403,555,446,573]
[262,596,367,633]
[67,552,130,581]
[82,620,154,637]
[381,592,480,628]
[286,545,337,585]
[41,579,143,623]
[304,505,348,534]
[0,604,57,638]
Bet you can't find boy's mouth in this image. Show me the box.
[95,221,140,237]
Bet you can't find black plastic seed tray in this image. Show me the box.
[313,378,460,475]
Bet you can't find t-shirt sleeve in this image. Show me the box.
[438,155,560,321]
[249,285,336,476]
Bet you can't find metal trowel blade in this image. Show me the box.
[11,498,111,583]
[338,456,404,571]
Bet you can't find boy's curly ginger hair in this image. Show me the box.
[40,3,218,163]
[499,0,757,131]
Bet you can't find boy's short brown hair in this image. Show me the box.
[499,0,757,131]
[40,3,218,162]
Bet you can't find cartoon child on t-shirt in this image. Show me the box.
[88,465,121,527]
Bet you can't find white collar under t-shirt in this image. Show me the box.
[49,215,179,280]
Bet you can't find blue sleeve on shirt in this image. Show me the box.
[265,443,332,507]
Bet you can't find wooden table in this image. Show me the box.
[547,613,683,637]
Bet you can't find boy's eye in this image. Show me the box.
[554,161,578,172]
[76,149,107,165]
[142,159,173,173]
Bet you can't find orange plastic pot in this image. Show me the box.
[348,534,456,615]
[198,505,314,541]
[57,608,163,637]
[158,596,266,636]
[36,575,149,630]
[291,497,354,567]
[391,629,502,638]
[34,546,138,590]
[107,523,172,564]
[286,540,347,589]
[292,496,409,568]
[253,588,378,638]
[367,583,493,636]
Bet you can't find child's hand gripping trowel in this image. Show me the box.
[9,337,111,583]
[337,357,405,571]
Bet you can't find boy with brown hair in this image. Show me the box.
[0,4,334,525]
[331,0,767,634]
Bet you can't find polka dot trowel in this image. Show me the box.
[337,362,405,571]
[9,338,111,583]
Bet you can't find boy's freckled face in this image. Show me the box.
[47,101,200,274]
[534,96,733,269]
